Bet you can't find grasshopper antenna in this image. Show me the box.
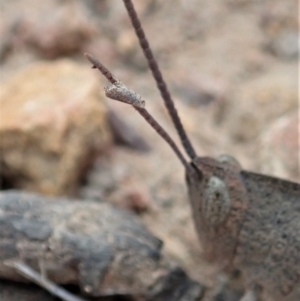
[85,53,190,170]
[122,0,197,160]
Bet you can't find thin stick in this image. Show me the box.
[5,261,88,301]
[85,53,189,169]
[122,0,197,160]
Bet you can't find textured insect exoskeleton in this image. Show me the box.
[187,156,300,301]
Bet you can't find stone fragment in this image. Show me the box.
[0,1,96,59]
[0,60,111,195]
[226,73,297,141]
[260,2,298,60]
[257,112,299,181]
[0,190,205,301]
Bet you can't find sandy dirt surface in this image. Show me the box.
[0,0,298,300]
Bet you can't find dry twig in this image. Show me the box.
[5,261,89,301]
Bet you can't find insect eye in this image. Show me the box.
[203,176,231,227]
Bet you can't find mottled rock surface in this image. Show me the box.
[0,190,205,301]
[258,111,299,181]
[0,60,111,195]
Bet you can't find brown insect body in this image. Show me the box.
[235,171,300,301]
[187,156,300,300]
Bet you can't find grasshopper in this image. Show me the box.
[85,1,300,300]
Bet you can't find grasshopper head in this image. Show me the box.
[186,156,248,269]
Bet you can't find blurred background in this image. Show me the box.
[0,0,298,300]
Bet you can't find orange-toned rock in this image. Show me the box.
[0,60,111,195]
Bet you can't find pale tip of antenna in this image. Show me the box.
[84,52,91,60]
[84,53,96,67]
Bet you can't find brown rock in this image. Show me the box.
[257,111,299,181]
[0,60,111,195]
[6,1,95,59]
[227,73,297,141]
[111,185,154,214]
[260,1,298,60]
